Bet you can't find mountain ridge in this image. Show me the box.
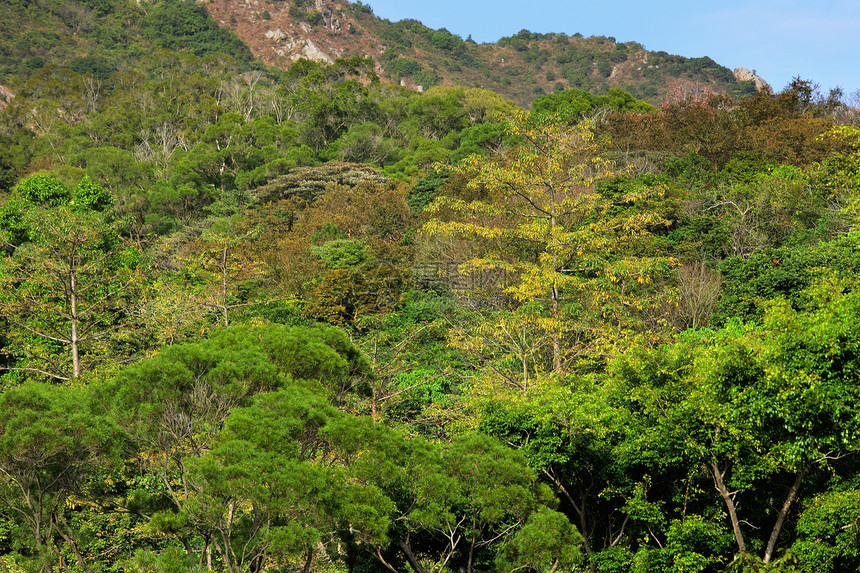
[0,0,767,108]
[199,0,763,106]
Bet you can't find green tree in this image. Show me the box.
[360,431,570,573]
[105,324,371,565]
[468,375,620,571]
[438,433,556,573]
[496,506,584,573]
[0,383,120,573]
[615,278,860,565]
[186,389,395,572]
[792,488,860,572]
[0,174,141,380]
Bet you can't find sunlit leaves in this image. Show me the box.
[424,111,676,372]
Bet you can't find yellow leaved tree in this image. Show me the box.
[424,111,675,374]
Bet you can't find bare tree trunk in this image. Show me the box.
[710,460,746,554]
[550,209,562,374]
[552,289,562,373]
[205,537,213,570]
[221,245,229,327]
[467,515,478,573]
[54,512,91,573]
[301,548,314,573]
[375,547,401,573]
[70,267,80,378]
[522,341,529,390]
[763,470,805,564]
[544,469,596,573]
[397,538,426,573]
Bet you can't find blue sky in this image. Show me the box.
[364,0,860,99]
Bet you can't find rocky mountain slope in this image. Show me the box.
[202,0,763,106]
[0,0,766,108]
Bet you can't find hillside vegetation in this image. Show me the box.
[1,0,759,107]
[1,1,860,572]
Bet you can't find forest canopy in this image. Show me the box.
[1,1,860,572]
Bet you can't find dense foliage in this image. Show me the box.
[1,1,860,572]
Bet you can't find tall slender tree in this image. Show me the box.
[0,174,140,380]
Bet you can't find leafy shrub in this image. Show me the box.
[713,235,860,325]
[353,1,372,14]
[407,169,448,214]
[15,173,70,206]
[140,0,253,61]
[305,10,324,26]
[430,28,462,52]
[387,57,421,78]
[64,55,117,80]
[311,238,369,269]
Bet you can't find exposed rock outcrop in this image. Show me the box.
[296,39,334,63]
[209,0,349,67]
[0,85,13,110]
[264,28,287,43]
[733,68,772,94]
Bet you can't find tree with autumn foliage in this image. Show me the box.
[178,216,269,328]
[424,111,676,373]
